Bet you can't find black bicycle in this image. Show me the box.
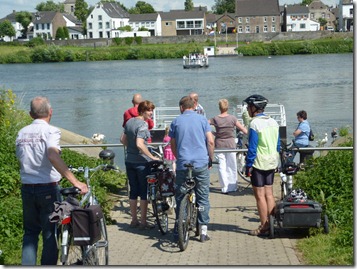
[146,160,175,235]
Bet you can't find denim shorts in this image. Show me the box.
[125,162,150,200]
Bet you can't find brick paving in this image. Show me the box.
[107,171,303,266]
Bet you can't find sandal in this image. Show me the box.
[139,222,155,230]
[248,224,269,236]
[129,220,140,228]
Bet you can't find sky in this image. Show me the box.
[1,0,340,20]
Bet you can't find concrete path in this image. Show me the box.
[107,172,303,266]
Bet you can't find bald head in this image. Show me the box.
[132,94,142,106]
[30,96,52,120]
[189,92,198,103]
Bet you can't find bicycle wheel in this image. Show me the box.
[177,193,191,251]
[152,197,169,235]
[236,152,251,184]
[60,225,84,265]
[83,217,109,265]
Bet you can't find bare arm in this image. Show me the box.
[293,129,302,137]
[120,133,127,146]
[206,131,215,161]
[170,138,177,158]
[136,137,160,160]
[235,120,248,135]
[47,147,88,194]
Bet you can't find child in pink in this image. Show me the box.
[163,127,176,173]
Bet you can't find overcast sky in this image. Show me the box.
[1,0,340,20]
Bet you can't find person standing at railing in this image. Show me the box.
[208,99,247,194]
[122,93,154,142]
[189,92,206,117]
[292,110,312,164]
[120,100,160,230]
[15,96,88,265]
[169,96,215,243]
[243,94,280,236]
[163,126,176,173]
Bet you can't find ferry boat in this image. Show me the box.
[183,53,209,69]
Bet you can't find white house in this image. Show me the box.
[338,0,353,31]
[129,13,162,36]
[32,11,67,40]
[285,4,320,31]
[0,11,25,41]
[63,13,85,39]
[86,2,130,39]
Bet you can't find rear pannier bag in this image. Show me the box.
[72,204,103,246]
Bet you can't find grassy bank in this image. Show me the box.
[0,89,127,264]
[0,35,353,64]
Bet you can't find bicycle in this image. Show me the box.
[54,149,118,265]
[146,160,175,235]
[176,163,200,251]
[278,140,299,199]
[236,130,251,185]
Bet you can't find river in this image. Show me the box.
[0,53,353,168]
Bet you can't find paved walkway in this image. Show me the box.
[107,171,303,266]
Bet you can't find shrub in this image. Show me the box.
[124,37,134,45]
[135,36,142,45]
[26,37,45,47]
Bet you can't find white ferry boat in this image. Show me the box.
[183,53,209,69]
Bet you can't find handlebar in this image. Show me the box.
[68,164,119,174]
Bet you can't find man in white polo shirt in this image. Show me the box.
[16,96,88,265]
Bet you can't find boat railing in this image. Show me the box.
[152,106,180,128]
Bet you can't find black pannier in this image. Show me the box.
[72,204,103,246]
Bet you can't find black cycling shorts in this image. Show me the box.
[251,168,275,187]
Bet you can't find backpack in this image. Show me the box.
[309,128,315,141]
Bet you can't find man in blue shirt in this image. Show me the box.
[169,96,214,242]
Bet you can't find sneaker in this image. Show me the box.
[200,234,211,242]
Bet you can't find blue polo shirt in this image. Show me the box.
[169,110,211,170]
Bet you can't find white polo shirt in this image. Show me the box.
[16,119,62,184]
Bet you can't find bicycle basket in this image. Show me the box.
[283,162,299,175]
[72,205,103,246]
[157,169,175,197]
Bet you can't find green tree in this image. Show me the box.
[184,0,194,11]
[36,0,64,12]
[0,20,16,40]
[15,11,32,38]
[319,18,328,29]
[74,0,89,23]
[302,0,314,5]
[55,26,65,39]
[63,26,70,39]
[212,0,235,14]
[128,1,155,14]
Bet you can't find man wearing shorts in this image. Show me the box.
[243,94,280,236]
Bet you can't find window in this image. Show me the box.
[99,31,103,38]
[187,21,194,28]
[246,17,250,23]
[91,14,93,19]
[350,9,353,15]
[166,22,172,26]
[238,17,242,23]
[238,25,243,33]
[151,22,155,27]
[245,25,250,33]
[36,24,39,30]
[120,21,124,27]
[106,22,110,28]
[135,22,139,27]
[300,23,306,29]
[106,31,110,38]
[272,25,276,32]
[263,25,268,32]
[272,16,275,22]
[99,22,102,29]
[195,21,202,28]
[113,22,116,28]
[88,23,92,29]
[264,16,267,22]
[310,13,314,19]
[47,23,50,29]
[89,32,93,38]
[322,13,325,18]
[177,21,185,28]
[98,15,102,21]
[71,6,74,12]
[256,26,260,33]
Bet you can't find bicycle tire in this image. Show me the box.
[177,193,191,251]
[60,225,84,265]
[236,152,251,184]
[152,197,169,235]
